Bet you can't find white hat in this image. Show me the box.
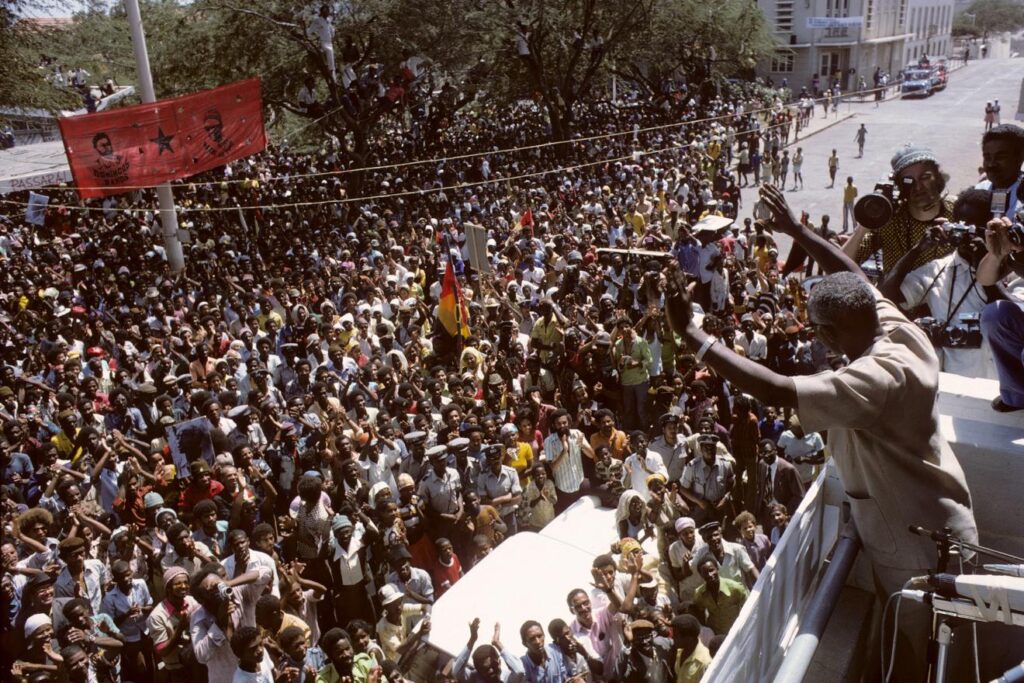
[379,583,405,606]
[24,613,51,638]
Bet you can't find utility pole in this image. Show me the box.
[123,0,185,273]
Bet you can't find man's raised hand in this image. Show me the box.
[759,184,801,235]
[662,263,693,335]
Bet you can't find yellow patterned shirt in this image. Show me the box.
[854,198,954,273]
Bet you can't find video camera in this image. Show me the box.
[853,177,915,230]
[914,312,983,348]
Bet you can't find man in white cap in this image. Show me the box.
[376,582,430,663]
[667,516,705,609]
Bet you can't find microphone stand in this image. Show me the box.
[909,525,1024,683]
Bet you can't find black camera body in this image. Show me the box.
[853,177,916,230]
[940,221,977,248]
[914,313,983,348]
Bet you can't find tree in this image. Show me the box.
[953,0,1024,37]
[0,1,82,111]
[438,0,656,144]
[609,0,775,102]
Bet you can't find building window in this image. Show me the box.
[898,0,907,28]
[771,50,795,73]
[866,0,874,30]
[776,0,794,32]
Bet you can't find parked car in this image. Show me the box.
[901,69,934,97]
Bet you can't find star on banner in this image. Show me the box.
[151,127,175,155]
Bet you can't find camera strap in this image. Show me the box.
[942,263,977,327]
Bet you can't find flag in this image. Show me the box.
[519,208,533,228]
[58,78,266,199]
[438,261,471,338]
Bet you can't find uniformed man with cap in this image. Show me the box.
[649,413,688,483]
[225,404,267,453]
[478,446,522,535]
[399,431,430,483]
[448,436,481,487]
[417,445,463,539]
[679,434,735,526]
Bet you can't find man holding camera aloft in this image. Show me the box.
[975,124,1024,215]
[843,145,955,273]
[978,215,1024,412]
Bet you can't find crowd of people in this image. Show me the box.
[0,41,1021,683]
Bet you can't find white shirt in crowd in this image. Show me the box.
[900,251,999,379]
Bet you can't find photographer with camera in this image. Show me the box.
[975,124,1024,215]
[878,188,1003,378]
[977,213,1024,412]
[843,145,955,274]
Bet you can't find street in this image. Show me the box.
[737,56,1024,257]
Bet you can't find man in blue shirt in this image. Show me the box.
[520,619,570,683]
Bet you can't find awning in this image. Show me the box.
[0,140,72,195]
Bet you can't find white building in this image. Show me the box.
[759,0,914,92]
[902,0,955,66]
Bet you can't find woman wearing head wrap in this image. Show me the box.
[17,613,61,670]
[615,490,652,542]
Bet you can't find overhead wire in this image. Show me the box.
[0,113,799,214]
[7,81,894,194]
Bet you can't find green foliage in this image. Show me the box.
[955,0,1024,36]
[1,0,773,139]
[0,1,82,112]
[612,0,775,97]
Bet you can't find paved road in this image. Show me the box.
[735,56,1024,258]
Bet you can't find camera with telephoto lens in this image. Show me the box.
[853,176,916,230]
[914,313,983,348]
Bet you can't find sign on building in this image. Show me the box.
[806,16,864,29]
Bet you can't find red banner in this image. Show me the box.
[58,78,266,198]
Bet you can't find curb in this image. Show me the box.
[785,112,855,148]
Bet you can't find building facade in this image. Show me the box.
[902,0,955,66]
[758,0,914,93]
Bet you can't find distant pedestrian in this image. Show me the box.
[751,148,762,185]
[993,99,1002,125]
[854,124,867,157]
[791,147,804,190]
[737,144,750,187]
[827,150,839,188]
[821,90,831,117]
[982,43,988,59]
[985,101,996,132]
[779,150,790,189]
[842,177,858,233]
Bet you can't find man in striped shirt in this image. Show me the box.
[542,409,595,513]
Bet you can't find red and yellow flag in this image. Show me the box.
[438,261,470,338]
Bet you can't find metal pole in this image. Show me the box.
[772,524,862,683]
[123,0,184,273]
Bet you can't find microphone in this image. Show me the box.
[996,662,1024,683]
[908,525,952,542]
[900,588,931,604]
[985,564,1024,578]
